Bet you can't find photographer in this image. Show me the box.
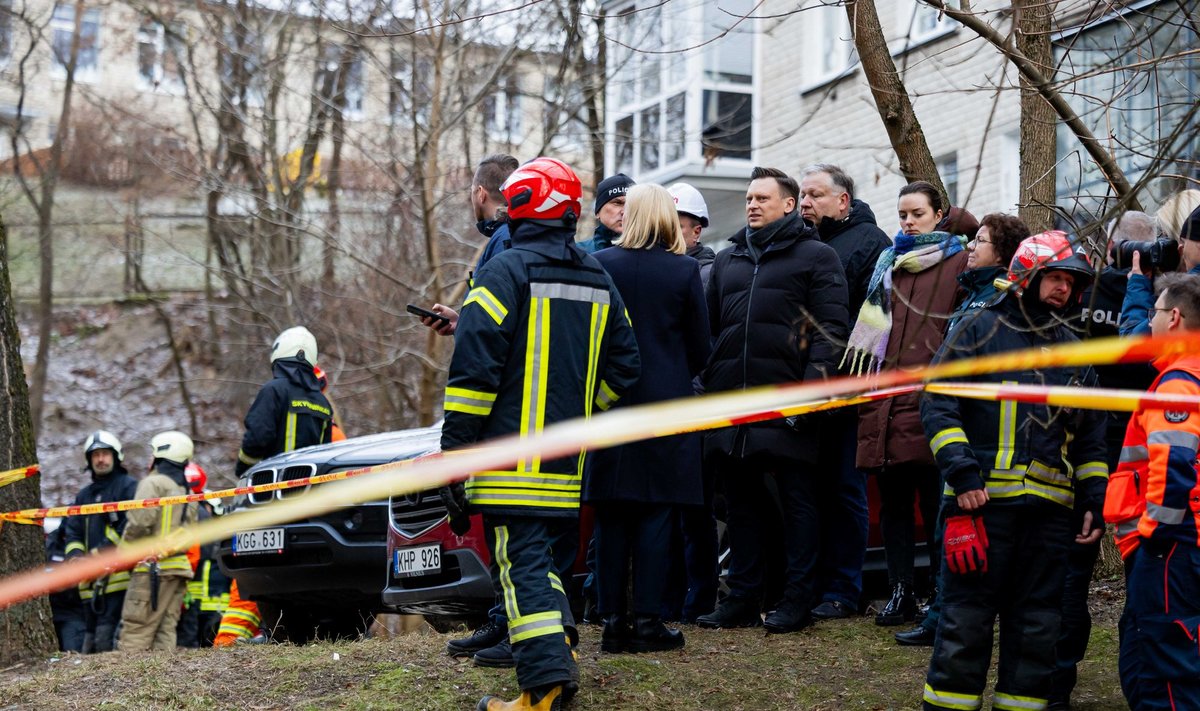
[1120,200,1200,336]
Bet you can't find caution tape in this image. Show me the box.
[0,330,1197,609]
[0,464,38,490]
[926,382,1200,412]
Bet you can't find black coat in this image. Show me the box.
[702,211,850,464]
[584,245,711,505]
[809,199,892,317]
[63,465,138,556]
[237,358,333,475]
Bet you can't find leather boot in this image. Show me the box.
[874,583,916,626]
[600,614,629,654]
[695,596,762,629]
[447,619,507,657]
[628,616,684,653]
[477,682,577,711]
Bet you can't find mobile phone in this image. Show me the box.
[407,304,450,325]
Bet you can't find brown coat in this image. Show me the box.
[857,250,969,469]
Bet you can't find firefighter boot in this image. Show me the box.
[473,637,515,668]
[477,683,577,711]
[628,616,685,653]
[448,620,507,658]
[600,614,629,654]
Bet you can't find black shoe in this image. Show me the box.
[695,597,762,629]
[447,620,507,657]
[811,600,855,620]
[628,616,685,653]
[581,597,599,625]
[764,599,813,634]
[473,638,515,668]
[893,625,936,647]
[600,615,629,654]
[875,583,916,626]
[915,587,937,623]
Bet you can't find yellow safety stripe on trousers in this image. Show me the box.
[596,380,620,412]
[238,449,261,466]
[201,593,231,613]
[578,301,608,474]
[509,610,564,644]
[548,571,564,595]
[994,381,1018,469]
[519,297,551,474]
[923,684,983,710]
[104,525,121,546]
[495,526,519,620]
[444,387,498,417]
[930,428,968,456]
[993,691,1048,710]
[64,541,86,556]
[1074,460,1109,481]
[464,286,509,326]
[285,412,297,452]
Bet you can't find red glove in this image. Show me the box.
[944,515,989,575]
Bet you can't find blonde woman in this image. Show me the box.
[584,184,711,654]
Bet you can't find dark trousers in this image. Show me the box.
[717,452,819,608]
[662,455,719,621]
[814,417,868,607]
[924,506,1070,710]
[176,600,201,647]
[877,463,940,589]
[484,514,577,691]
[1120,541,1200,710]
[54,607,87,653]
[920,503,948,634]
[1048,537,1101,704]
[594,503,673,618]
[83,589,126,653]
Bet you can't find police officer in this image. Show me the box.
[440,157,639,711]
[119,431,200,651]
[236,326,333,476]
[577,173,635,253]
[63,430,138,653]
[920,232,1109,710]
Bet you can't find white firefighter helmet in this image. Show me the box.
[667,182,709,228]
[83,429,123,463]
[150,430,194,466]
[271,326,318,365]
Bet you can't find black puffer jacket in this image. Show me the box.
[687,243,716,290]
[810,199,892,317]
[702,211,850,464]
[237,358,333,475]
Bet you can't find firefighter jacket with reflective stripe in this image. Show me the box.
[1104,354,1200,559]
[186,507,232,611]
[441,220,641,517]
[920,295,1109,515]
[122,464,198,578]
[63,467,138,596]
[237,358,333,476]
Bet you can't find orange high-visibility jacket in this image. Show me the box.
[212,580,261,646]
[1105,354,1200,559]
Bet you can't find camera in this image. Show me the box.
[1109,237,1180,272]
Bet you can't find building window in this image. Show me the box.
[484,74,522,143]
[137,19,185,92]
[0,0,13,64]
[896,0,956,52]
[543,76,589,151]
[639,104,660,171]
[320,44,365,120]
[615,115,634,175]
[219,31,267,107]
[51,4,101,80]
[664,92,686,165]
[702,90,752,161]
[389,50,431,126]
[802,1,854,88]
[702,0,753,84]
[936,153,959,207]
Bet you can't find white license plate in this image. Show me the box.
[394,543,441,578]
[233,528,285,555]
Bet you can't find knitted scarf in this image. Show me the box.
[841,231,966,375]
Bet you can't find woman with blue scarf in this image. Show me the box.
[844,181,970,628]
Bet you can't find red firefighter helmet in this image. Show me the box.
[313,364,328,393]
[185,462,207,494]
[500,157,582,222]
[1007,230,1093,292]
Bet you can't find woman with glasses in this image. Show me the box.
[948,214,1030,330]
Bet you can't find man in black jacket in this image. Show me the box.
[578,173,634,253]
[236,326,333,476]
[63,430,138,652]
[799,163,891,621]
[696,166,850,633]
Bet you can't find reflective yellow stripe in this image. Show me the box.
[1026,461,1071,486]
[577,301,608,473]
[104,525,122,546]
[994,382,1017,469]
[464,286,509,325]
[444,387,497,417]
[548,571,564,595]
[985,480,1026,498]
[596,380,620,411]
[509,610,564,644]
[1074,461,1108,481]
[520,297,550,473]
[923,684,983,710]
[495,526,519,619]
[285,412,297,452]
[238,449,261,466]
[469,493,580,509]
[222,608,261,626]
[623,307,632,326]
[64,541,86,556]
[993,691,1048,710]
[1024,480,1074,507]
[201,593,231,613]
[931,427,968,456]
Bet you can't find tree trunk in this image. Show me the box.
[0,216,57,664]
[845,0,947,201]
[1015,0,1058,232]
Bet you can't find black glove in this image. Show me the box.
[439,482,471,536]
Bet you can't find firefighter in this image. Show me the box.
[440,156,640,711]
[1105,272,1200,709]
[212,580,264,647]
[119,431,200,651]
[176,463,231,647]
[236,326,333,476]
[63,430,138,653]
[919,231,1109,710]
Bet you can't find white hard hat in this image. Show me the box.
[83,429,123,463]
[668,183,709,228]
[271,326,318,365]
[150,430,194,466]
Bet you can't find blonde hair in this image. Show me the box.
[618,184,686,255]
[1158,189,1200,240]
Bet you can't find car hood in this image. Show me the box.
[245,423,444,472]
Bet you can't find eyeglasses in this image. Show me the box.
[1148,306,1182,319]
[969,238,993,246]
